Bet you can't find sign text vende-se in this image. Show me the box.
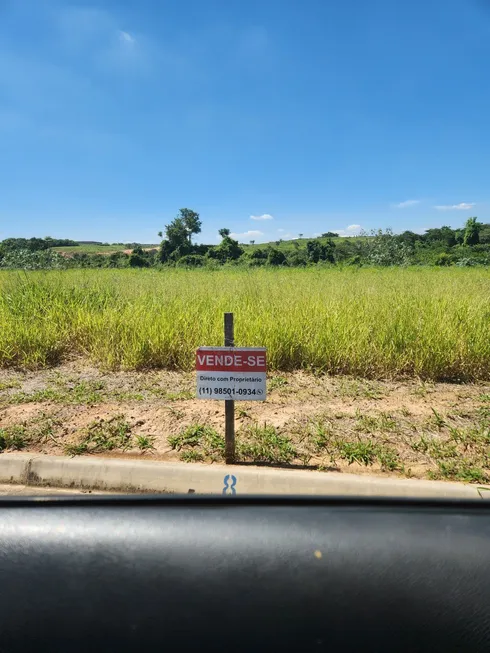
[196,347,267,400]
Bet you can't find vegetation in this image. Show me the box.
[0,366,488,482]
[1,214,489,270]
[0,267,488,380]
[168,399,490,482]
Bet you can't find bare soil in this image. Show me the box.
[0,363,488,482]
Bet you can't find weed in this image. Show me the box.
[65,415,132,456]
[429,407,446,429]
[236,408,251,419]
[412,434,430,454]
[312,422,333,452]
[169,424,224,462]
[435,460,488,484]
[167,406,185,419]
[166,390,193,401]
[336,439,377,466]
[377,445,401,471]
[181,450,204,462]
[8,388,65,404]
[269,376,288,391]
[136,435,156,451]
[7,380,106,405]
[0,425,28,451]
[0,380,21,391]
[238,423,296,464]
[355,411,397,434]
[411,381,434,398]
[337,379,384,400]
[111,391,144,401]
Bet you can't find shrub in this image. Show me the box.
[435,253,452,267]
[176,254,206,268]
[267,248,287,266]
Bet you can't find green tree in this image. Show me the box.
[423,226,456,247]
[208,230,243,262]
[306,239,335,263]
[364,229,412,266]
[267,248,287,266]
[158,208,202,263]
[479,224,490,244]
[129,253,149,267]
[179,208,202,245]
[463,217,482,246]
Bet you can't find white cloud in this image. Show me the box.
[277,228,285,232]
[434,202,475,211]
[250,213,273,221]
[230,230,264,241]
[393,200,420,209]
[119,30,135,45]
[334,224,363,237]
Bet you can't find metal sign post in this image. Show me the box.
[224,312,235,464]
[195,313,267,465]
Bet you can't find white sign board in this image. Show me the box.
[196,347,267,401]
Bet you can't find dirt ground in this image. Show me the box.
[0,363,488,483]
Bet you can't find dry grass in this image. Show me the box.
[0,267,489,380]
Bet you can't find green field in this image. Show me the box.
[0,267,488,380]
[52,243,159,254]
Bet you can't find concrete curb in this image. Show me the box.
[1,453,490,498]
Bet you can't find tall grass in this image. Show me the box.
[0,267,488,380]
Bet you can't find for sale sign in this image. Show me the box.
[196,347,267,401]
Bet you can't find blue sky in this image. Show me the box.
[1,0,489,244]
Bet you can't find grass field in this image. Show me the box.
[0,267,489,380]
[52,243,159,254]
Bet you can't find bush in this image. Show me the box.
[364,229,412,266]
[176,254,206,268]
[435,253,452,267]
[129,253,150,268]
[0,249,66,270]
[267,248,287,266]
[286,250,308,267]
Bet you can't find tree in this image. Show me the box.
[208,231,243,262]
[398,231,422,247]
[463,217,482,246]
[364,229,411,266]
[129,252,149,267]
[479,224,490,244]
[298,233,303,239]
[267,248,287,266]
[158,208,201,263]
[250,240,255,245]
[423,226,456,247]
[321,232,339,238]
[435,252,452,266]
[306,239,335,263]
[179,208,202,245]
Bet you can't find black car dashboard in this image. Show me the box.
[0,495,489,652]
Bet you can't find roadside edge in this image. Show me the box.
[1,453,490,498]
